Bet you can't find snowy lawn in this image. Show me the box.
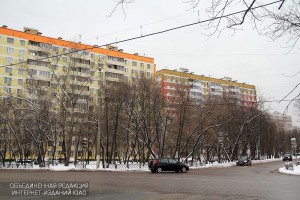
[278,162,300,176]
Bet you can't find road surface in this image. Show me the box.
[0,160,299,199]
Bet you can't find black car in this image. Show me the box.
[236,156,251,166]
[148,158,189,173]
[282,153,292,161]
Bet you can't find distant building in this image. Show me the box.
[156,68,257,107]
[270,111,293,132]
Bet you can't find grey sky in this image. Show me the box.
[1,0,299,125]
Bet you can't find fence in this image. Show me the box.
[0,161,33,169]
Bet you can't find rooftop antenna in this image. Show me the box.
[79,34,81,44]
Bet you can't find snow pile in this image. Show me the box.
[48,163,76,171]
[278,163,300,175]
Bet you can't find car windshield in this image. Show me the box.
[239,156,247,161]
[284,154,291,157]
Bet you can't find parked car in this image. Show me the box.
[236,156,251,166]
[282,153,292,161]
[148,158,189,173]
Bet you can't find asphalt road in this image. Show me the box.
[0,160,299,200]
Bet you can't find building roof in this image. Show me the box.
[0,26,154,63]
[156,69,256,90]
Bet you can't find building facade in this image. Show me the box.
[270,111,293,133]
[156,68,257,107]
[0,26,155,98]
[0,26,155,161]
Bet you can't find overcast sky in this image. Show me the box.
[1,0,299,125]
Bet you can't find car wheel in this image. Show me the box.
[157,167,162,173]
[181,167,187,173]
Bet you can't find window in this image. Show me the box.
[147,72,151,77]
[98,63,103,68]
[19,58,25,63]
[20,40,25,46]
[160,158,168,163]
[62,57,67,63]
[169,159,177,164]
[6,47,13,54]
[5,67,12,73]
[28,69,37,76]
[19,49,25,55]
[18,79,23,85]
[90,79,94,84]
[40,43,52,49]
[140,63,144,68]
[4,87,11,94]
[53,46,58,52]
[63,48,67,53]
[62,66,67,72]
[132,61,137,66]
[4,77,12,84]
[18,69,24,75]
[90,88,94,95]
[147,64,151,69]
[37,70,50,77]
[7,37,14,44]
[52,56,58,62]
[17,89,22,95]
[6,57,13,64]
[52,65,58,70]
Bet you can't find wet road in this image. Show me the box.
[0,160,299,200]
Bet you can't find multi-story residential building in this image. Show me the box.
[270,111,293,133]
[0,25,155,161]
[0,26,155,98]
[156,68,257,107]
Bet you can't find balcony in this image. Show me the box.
[28,45,52,54]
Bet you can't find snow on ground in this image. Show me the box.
[278,164,300,176]
[2,158,299,176]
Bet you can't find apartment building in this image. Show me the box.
[270,111,293,133]
[0,25,155,161]
[156,68,257,107]
[0,26,155,99]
